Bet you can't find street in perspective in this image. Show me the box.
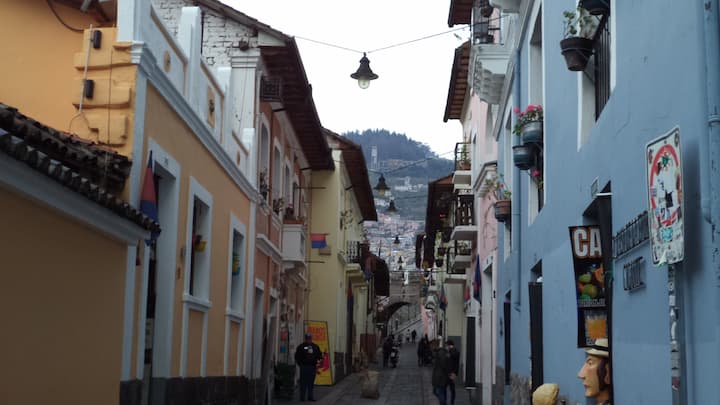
[3,1,720,405]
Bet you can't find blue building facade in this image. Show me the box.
[489,1,720,404]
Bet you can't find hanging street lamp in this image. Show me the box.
[350,52,379,89]
[387,199,398,214]
[374,174,390,196]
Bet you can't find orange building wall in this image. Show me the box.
[0,1,94,130]
[142,85,252,377]
[0,188,127,405]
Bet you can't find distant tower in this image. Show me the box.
[371,145,378,170]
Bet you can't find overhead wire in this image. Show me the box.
[47,0,85,33]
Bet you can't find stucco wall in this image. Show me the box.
[142,84,252,377]
[0,188,126,405]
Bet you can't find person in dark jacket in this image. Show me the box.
[432,343,450,405]
[446,340,460,405]
[382,335,394,368]
[295,333,322,402]
[411,329,417,343]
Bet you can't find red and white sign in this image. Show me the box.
[646,127,684,265]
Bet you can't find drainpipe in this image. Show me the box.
[703,1,720,402]
[512,48,522,312]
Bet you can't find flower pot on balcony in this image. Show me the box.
[579,0,609,15]
[560,37,595,72]
[520,120,543,145]
[513,144,535,170]
[494,199,511,222]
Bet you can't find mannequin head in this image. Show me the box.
[577,338,611,402]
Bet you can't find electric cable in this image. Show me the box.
[47,0,85,33]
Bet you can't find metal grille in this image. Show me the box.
[455,194,475,226]
[529,282,544,393]
[345,240,361,263]
[594,16,611,118]
[260,76,282,102]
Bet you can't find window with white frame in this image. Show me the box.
[579,7,612,147]
[187,183,212,300]
[259,124,270,202]
[272,145,282,212]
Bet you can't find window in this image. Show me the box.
[186,179,213,300]
[229,225,246,313]
[580,12,612,146]
[259,123,270,202]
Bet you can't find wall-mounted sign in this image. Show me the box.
[646,127,684,265]
[623,257,646,292]
[569,226,607,347]
[613,211,650,259]
[304,320,333,385]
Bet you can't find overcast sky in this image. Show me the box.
[221,0,466,156]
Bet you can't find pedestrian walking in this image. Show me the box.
[382,335,394,368]
[431,342,450,405]
[411,329,417,343]
[295,333,322,402]
[446,340,460,405]
[417,336,429,366]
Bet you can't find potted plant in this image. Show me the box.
[486,175,512,223]
[258,167,269,200]
[560,6,598,71]
[579,0,609,15]
[513,104,543,145]
[513,144,535,170]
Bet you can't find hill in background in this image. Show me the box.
[343,129,454,221]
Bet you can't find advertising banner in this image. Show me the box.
[304,320,333,385]
[569,226,608,347]
[646,127,684,265]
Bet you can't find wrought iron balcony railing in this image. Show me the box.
[454,142,471,171]
[345,240,362,264]
[453,194,475,227]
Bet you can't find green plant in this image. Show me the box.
[512,105,544,135]
[486,174,511,200]
[563,6,598,39]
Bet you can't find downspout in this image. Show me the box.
[512,48,522,311]
[703,1,720,403]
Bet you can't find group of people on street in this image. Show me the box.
[430,339,460,405]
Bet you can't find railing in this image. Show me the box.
[345,240,362,264]
[454,142,471,171]
[454,194,475,227]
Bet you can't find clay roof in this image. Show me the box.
[443,41,471,122]
[0,104,160,233]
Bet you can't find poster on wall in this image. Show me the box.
[646,127,684,265]
[304,320,333,385]
[569,226,608,347]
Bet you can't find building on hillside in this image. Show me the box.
[0,1,333,404]
[484,1,720,404]
[305,129,378,384]
[443,1,510,403]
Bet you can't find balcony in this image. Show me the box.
[344,240,367,283]
[453,142,472,188]
[281,222,306,267]
[451,194,477,241]
[449,242,472,273]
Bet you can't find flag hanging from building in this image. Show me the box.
[472,258,481,301]
[310,233,327,249]
[439,284,448,311]
[140,151,159,245]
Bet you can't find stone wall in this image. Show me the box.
[509,372,531,405]
[492,366,505,405]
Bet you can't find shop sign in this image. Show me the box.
[569,226,607,347]
[613,211,650,259]
[646,127,684,264]
[304,320,333,385]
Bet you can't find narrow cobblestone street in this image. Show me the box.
[276,344,476,405]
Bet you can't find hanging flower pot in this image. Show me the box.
[494,199,511,223]
[520,120,543,145]
[579,0,609,15]
[560,37,595,71]
[513,144,535,170]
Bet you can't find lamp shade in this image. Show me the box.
[387,199,397,214]
[374,174,390,196]
[350,52,379,89]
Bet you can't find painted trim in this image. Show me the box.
[224,214,246,374]
[256,234,282,262]
[180,177,213,377]
[242,201,257,375]
[0,154,149,243]
[143,138,181,379]
[255,278,265,291]
[135,44,260,203]
[270,288,279,299]
[226,309,245,321]
[121,245,138,380]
